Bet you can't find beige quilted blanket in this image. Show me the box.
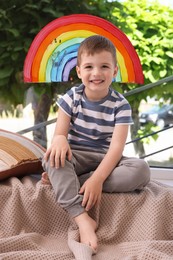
[0,176,173,260]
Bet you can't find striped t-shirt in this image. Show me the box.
[58,84,133,152]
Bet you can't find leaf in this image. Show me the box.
[25,4,39,10]
[166,51,173,58]
[11,53,19,61]
[0,52,10,59]
[40,0,50,3]
[0,77,9,86]
[0,41,10,48]
[151,57,163,65]
[13,46,23,52]
[159,70,167,78]
[146,70,156,82]
[5,28,19,37]
[0,67,14,79]
[42,7,61,17]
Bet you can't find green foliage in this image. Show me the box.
[112,0,173,85]
[137,123,159,144]
[110,0,173,136]
[0,0,173,107]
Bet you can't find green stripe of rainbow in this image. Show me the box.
[24,14,144,84]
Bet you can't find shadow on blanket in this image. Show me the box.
[0,176,173,260]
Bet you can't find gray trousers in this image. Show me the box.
[42,150,150,218]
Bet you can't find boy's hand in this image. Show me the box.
[44,135,72,168]
[79,175,103,211]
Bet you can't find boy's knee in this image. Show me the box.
[136,159,150,186]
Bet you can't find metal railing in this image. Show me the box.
[126,124,173,159]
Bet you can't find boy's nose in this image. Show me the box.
[93,67,101,75]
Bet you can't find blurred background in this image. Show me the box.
[0,0,173,168]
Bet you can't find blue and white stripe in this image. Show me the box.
[57,84,133,151]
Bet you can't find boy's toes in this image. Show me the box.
[89,242,98,254]
[41,172,50,185]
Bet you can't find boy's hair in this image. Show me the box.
[77,35,117,66]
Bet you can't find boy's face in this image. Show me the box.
[76,51,118,101]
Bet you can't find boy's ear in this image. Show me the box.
[76,66,81,79]
[113,66,118,77]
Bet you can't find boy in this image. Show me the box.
[42,35,150,253]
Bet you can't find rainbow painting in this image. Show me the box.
[23,14,144,84]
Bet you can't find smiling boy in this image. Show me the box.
[42,35,150,253]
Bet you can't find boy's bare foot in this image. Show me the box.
[41,172,51,185]
[41,173,98,252]
[74,212,98,253]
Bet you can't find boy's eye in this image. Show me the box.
[102,65,109,68]
[85,65,92,69]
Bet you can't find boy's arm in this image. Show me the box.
[44,108,72,168]
[92,124,129,182]
[80,124,129,210]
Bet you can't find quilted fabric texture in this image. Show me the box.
[0,177,173,259]
[0,129,46,180]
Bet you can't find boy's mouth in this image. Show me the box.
[90,79,104,84]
